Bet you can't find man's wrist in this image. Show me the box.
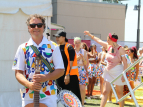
[26,82,31,89]
[45,74,49,81]
[66,73,70,76]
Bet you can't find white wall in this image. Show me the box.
[52,0,126,41]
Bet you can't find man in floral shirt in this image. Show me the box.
[12,14,64,107]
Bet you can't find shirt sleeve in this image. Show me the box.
[12,45,25,71]
[68,45,75,61]
[52,46,65,69]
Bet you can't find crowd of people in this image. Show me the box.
[12,14,142,107]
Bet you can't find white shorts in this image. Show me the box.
[22,95,57,107]
[102,64,126,86]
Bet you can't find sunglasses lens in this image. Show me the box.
[37,23,43,28]
[30,24,36,28]
[29,23,43,28]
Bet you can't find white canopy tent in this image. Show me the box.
[0,0,52,107]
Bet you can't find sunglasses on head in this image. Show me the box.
[29,23,43,28]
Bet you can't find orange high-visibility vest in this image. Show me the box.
[64,42,79,77]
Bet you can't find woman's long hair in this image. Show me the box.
[130,46,138,59]
[81,42,88,51]
[90,44,96,54]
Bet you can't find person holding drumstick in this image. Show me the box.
[84,31,127,107]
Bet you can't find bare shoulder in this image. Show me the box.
[119,46,126,55]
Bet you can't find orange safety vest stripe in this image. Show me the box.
[64,42,79,77]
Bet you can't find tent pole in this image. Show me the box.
[47,16,51,40]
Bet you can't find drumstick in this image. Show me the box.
[47,27,50,41]
[46,33,50,41]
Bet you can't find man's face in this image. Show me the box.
[56,36,65,44]
[28,18,44,38]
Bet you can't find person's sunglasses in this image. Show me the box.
[29,23,43,28]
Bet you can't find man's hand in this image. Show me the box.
[33,74,47,83]
[64,75,70,85]
[28,82,42,92]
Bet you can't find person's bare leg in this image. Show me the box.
[130,80,135,97]
[116,85,124,107]
[100,76,104,95]
[87,78,92,97]
[90,77,96,96]
[130,80,135,89]
[100,81,111,107]
[79,85,86,106]
[108,89,112,101]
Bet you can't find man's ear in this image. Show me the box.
[28,26,30,33]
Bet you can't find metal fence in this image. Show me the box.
[110,56,143,107]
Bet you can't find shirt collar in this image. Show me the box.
[27,36,50,47]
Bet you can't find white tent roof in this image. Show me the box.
[0,0,52,16]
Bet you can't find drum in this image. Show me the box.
[57,90,82,107]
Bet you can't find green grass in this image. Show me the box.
[85,99,143,107]
[84,86,143,107]
[135,89,143,97]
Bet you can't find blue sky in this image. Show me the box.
[121,0,143,42]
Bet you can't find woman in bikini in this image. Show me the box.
[84,31,127,107]
[87,44,98,99]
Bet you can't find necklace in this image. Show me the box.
[111,43,117,53]
[112,48,114,53]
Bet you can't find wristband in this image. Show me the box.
[66,74,70,76]
[91,35,94,39]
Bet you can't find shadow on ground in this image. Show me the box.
[85,103,100,106]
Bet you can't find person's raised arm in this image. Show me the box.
[84,31,108,49]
